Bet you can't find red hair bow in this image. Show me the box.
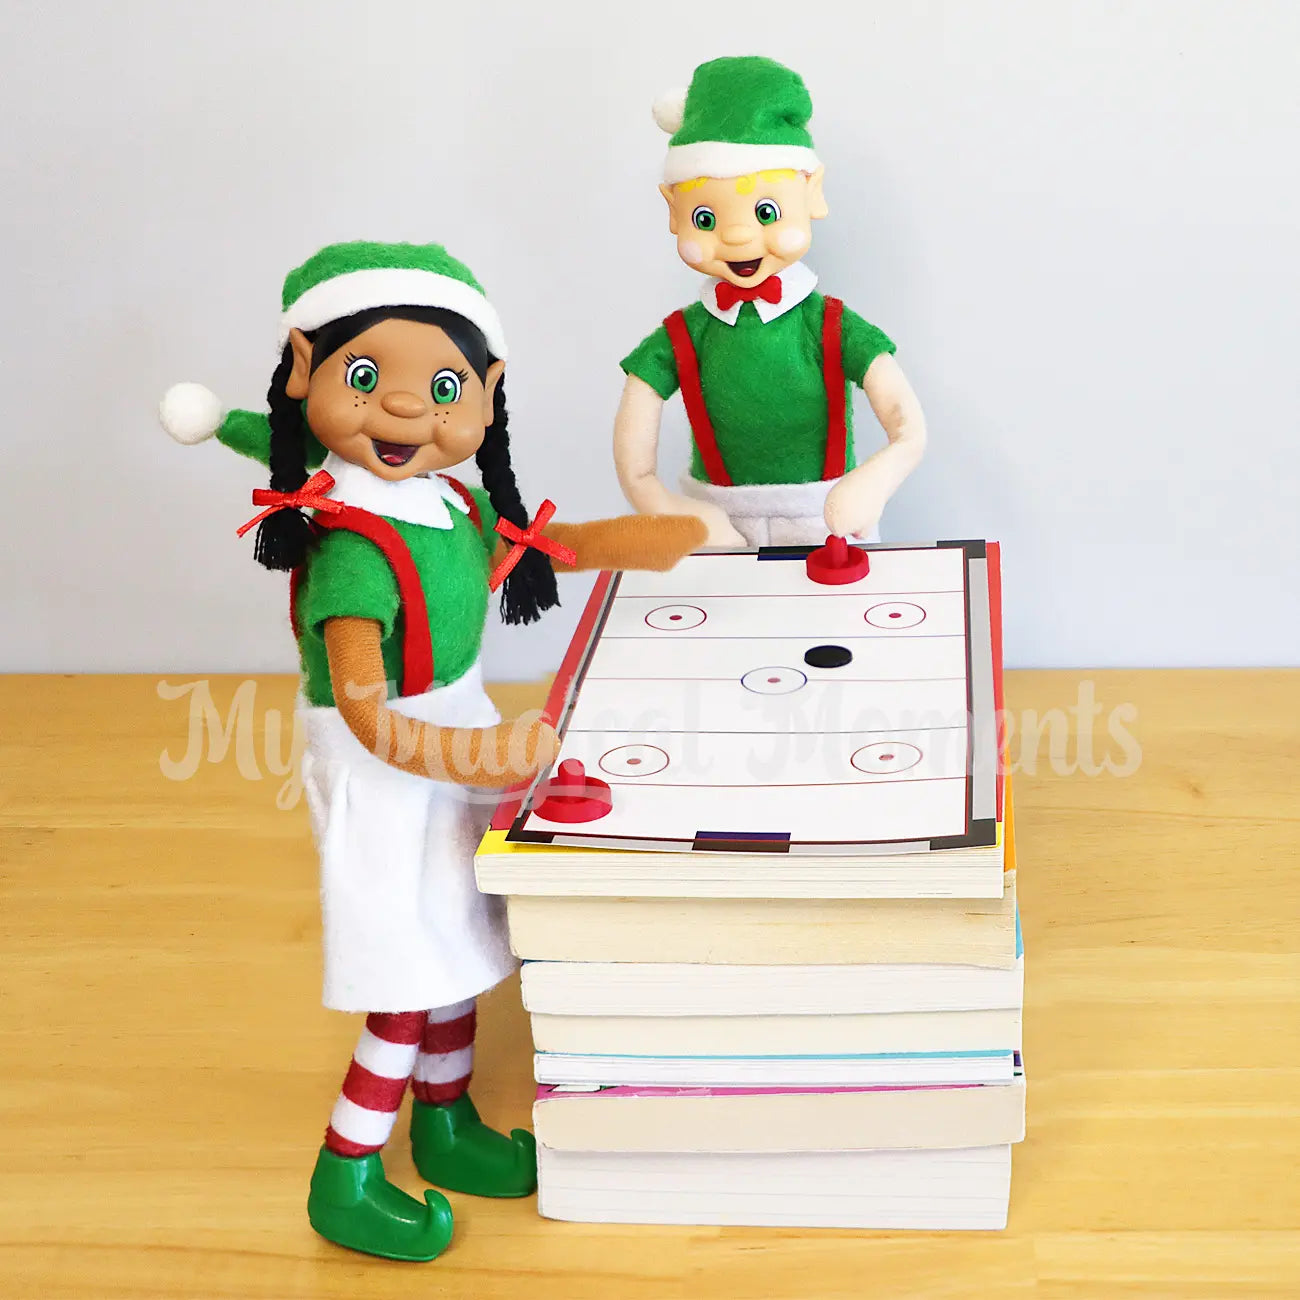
[236,470,343,537]
[489,499,577,592]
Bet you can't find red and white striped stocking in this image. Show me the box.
[324,1010,425,1157]
[412,998,477,1105]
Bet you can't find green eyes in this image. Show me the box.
[692,201,781,231]
[345,356,379,393]
[431,369,462,405]
[342,357,465,405]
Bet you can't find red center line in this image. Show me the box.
[535,774,965,789]
[600,634,964,641]
[619,588,964,600]
[563,726,968,736]
[582,675,967,684]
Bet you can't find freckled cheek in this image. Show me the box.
[305,392,366,447]
[773,225,810,256]
[677,238,706,266]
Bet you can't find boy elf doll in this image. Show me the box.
[614,56,927,547]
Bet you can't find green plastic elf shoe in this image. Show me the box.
[410,1094,538,1198]
[307,1145,454,1262]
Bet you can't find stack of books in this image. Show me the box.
[476,541,1023,1230]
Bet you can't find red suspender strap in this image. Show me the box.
[821,296,848,481]
[664,310,732,487]
[289,567,305,641]
[438,475,482,531]
[299,506,435,698]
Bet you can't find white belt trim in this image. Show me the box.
[680,474,838,519]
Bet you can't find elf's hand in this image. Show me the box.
[651,493,746,548]
[431,711,559,788]
[824,474,886,541]
[547,514,709,573]
[693,498,749,548]
[503,711,562,783]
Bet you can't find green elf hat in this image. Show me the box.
[652,56,820,186]
[160,240,506,445]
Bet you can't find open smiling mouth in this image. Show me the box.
[726,258,764,279]
[371,439,420,468]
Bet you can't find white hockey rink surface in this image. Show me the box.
[512,545,996,852]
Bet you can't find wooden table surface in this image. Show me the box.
[2,671,1298,1298]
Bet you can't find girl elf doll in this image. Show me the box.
[159,241,704,1262]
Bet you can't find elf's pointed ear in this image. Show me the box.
[285,328,313,399]
[659,182,679,234]
[481,360,505,425]
[808,167,829,220]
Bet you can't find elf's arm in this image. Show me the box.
[487,513,704,572]
[474,482,705,575]
[613,375,746,547]
[323,617,558,787]
[824,354,927,540]
[504,513,708,574]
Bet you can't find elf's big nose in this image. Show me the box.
[720,224,755,247]
[381,391,428,419]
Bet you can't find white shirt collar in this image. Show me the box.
[319,452,472,530]
[699,260,819,326]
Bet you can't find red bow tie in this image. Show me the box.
[715,275,783,313]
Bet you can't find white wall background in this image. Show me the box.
[2,0,1297,676]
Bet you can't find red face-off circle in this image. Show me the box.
[598,744,671,777]
[850,742,924,775]
[645,604,707,630]
[864,602,927,629]
[741,666,808,695]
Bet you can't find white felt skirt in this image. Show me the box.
[680,475,881,547]
[299,663,517,1014]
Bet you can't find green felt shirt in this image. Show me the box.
[621,292,895,486]
[295,488,498,706]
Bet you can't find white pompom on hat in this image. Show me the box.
[651,87,688,135]
[159,382,224,444]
